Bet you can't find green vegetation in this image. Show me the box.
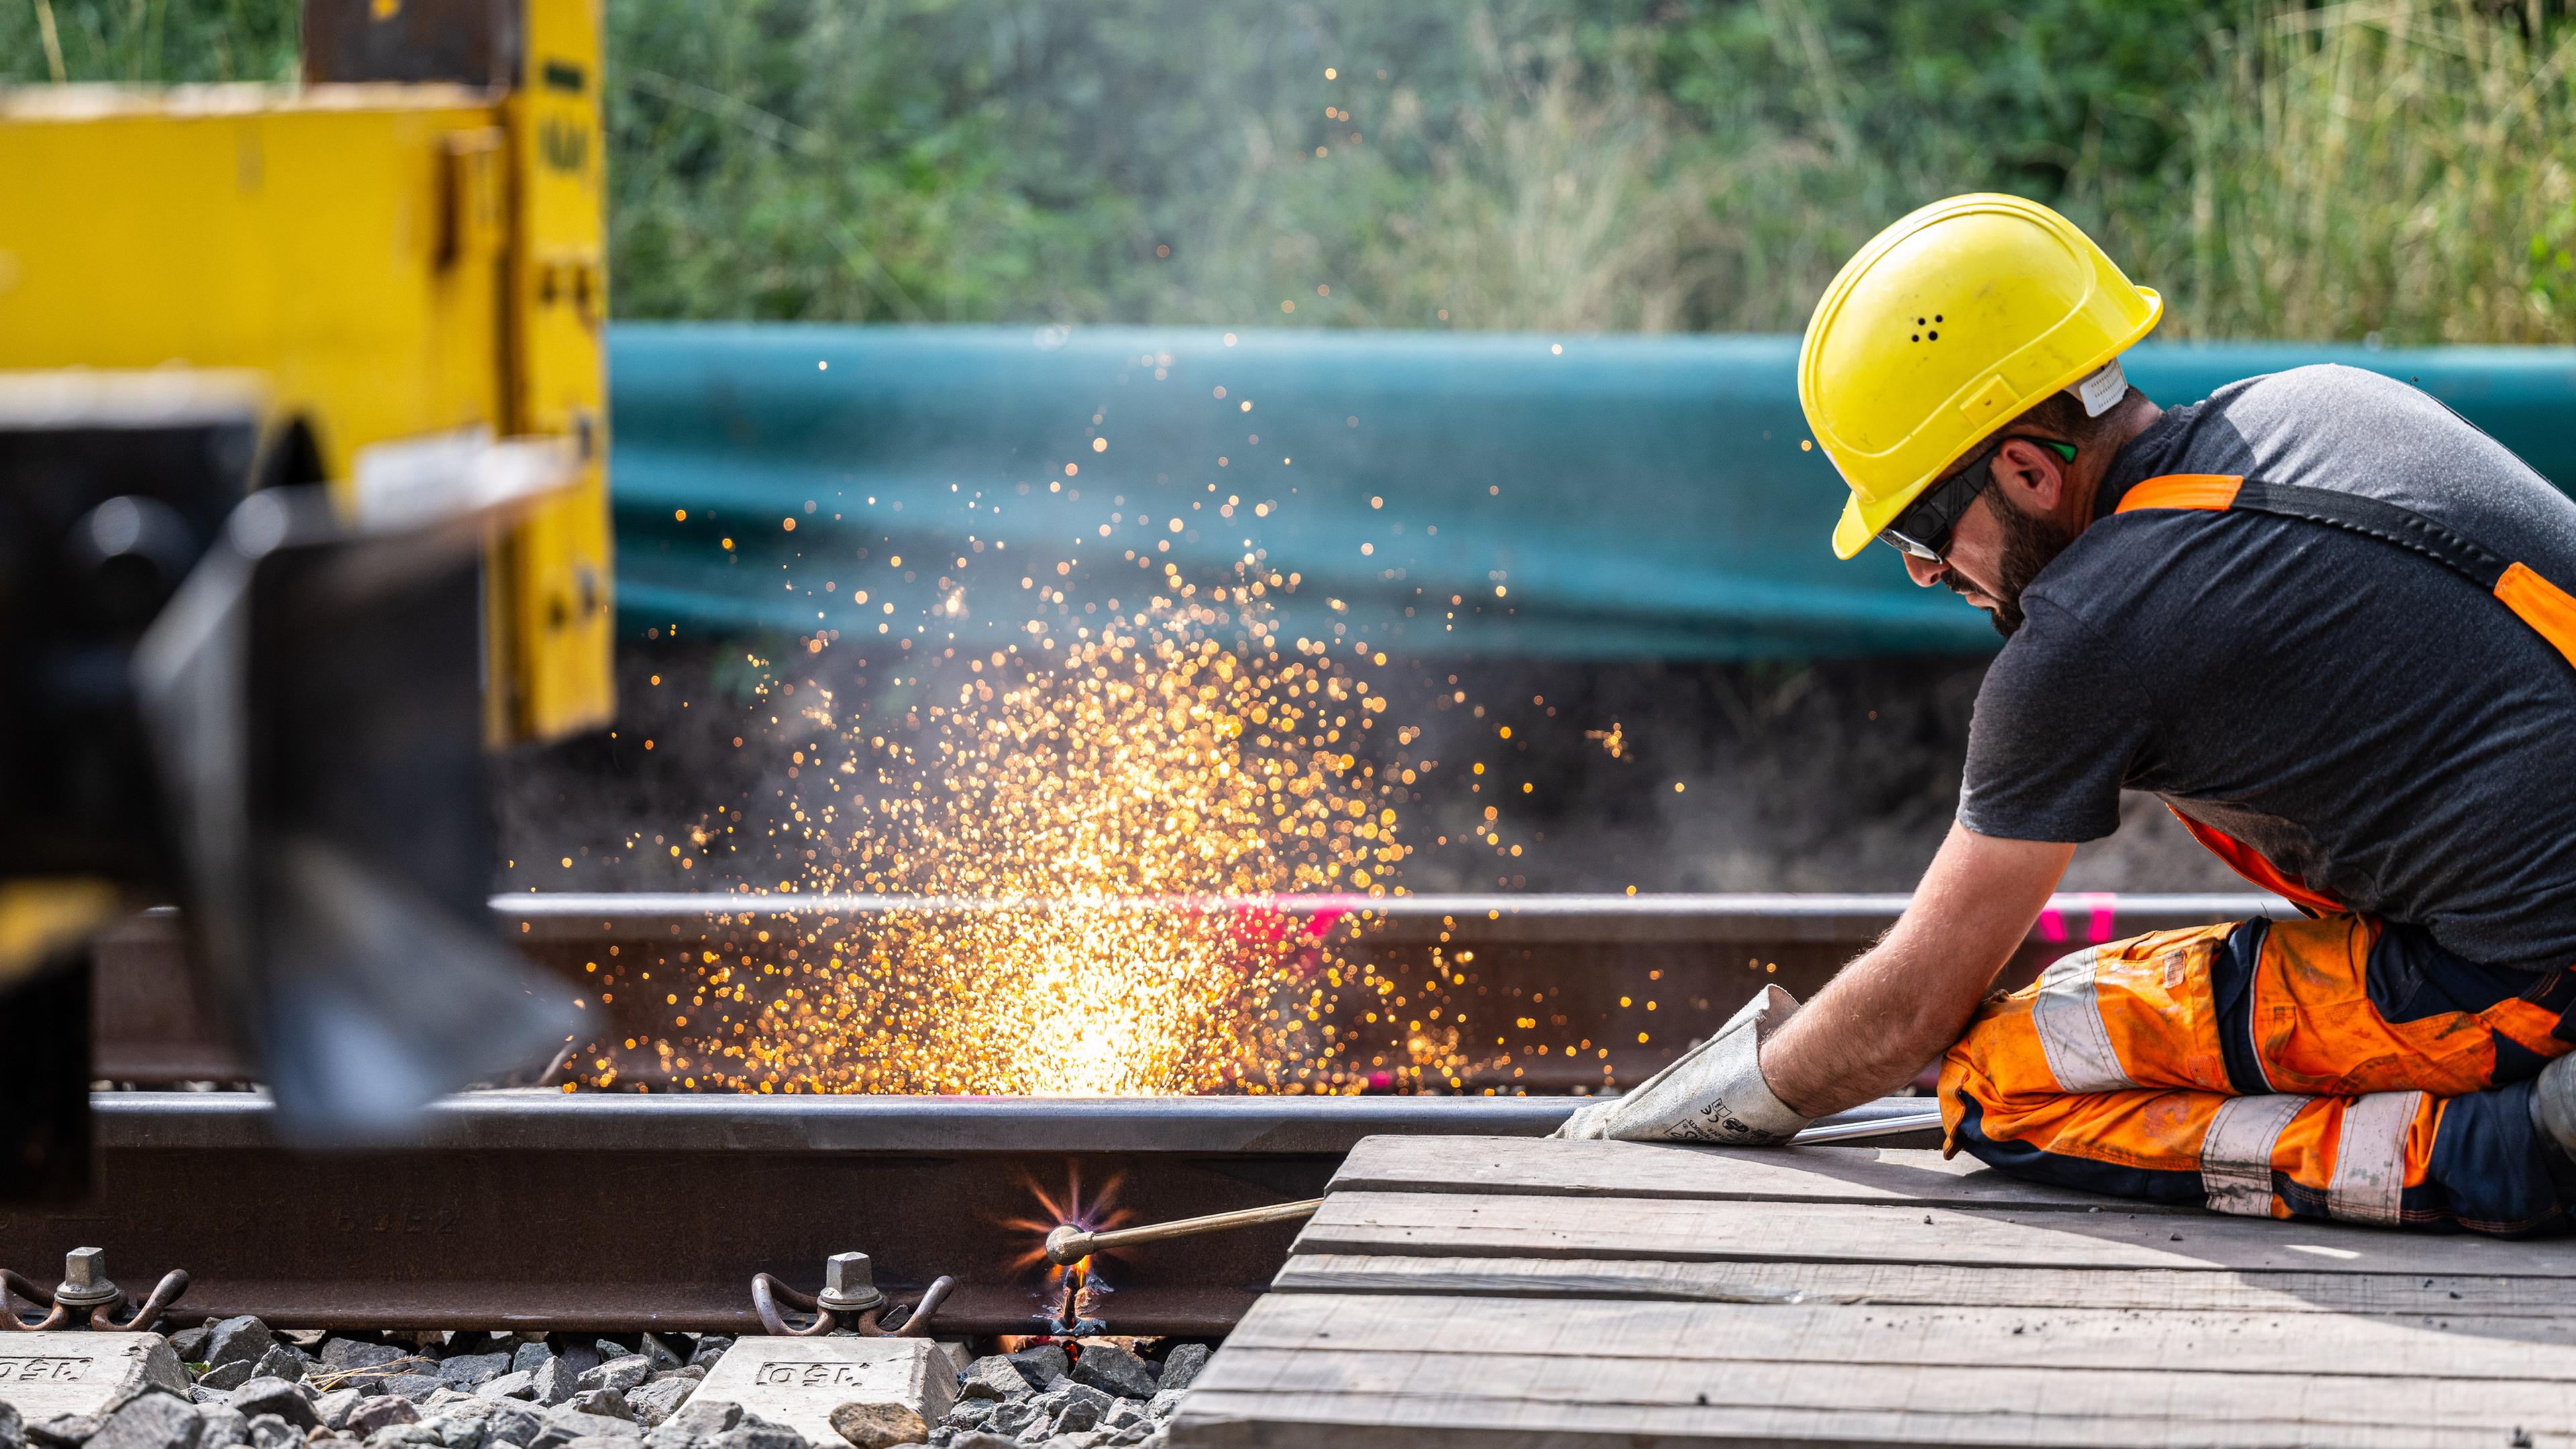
[9,0,2574,341]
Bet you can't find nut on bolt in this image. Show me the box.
[52,1249,121,1309]
[815,1252,887,1314]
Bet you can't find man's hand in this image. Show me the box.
[1756,823,2072,1119]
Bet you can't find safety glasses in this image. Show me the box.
[1878,436,2078,561]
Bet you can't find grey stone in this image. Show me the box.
[187,1389,231,1407]
[345,1397,420,1437]
[1102,1421,1153,1448]
[684,1343,729,1373]
[25,1413,99,1448]
[566,1392,631,1423]
[166,1326,216,1365]
[478,1373,536,1403]
[482,1401,543,1449]
[623,1381,692,1430]
[938,1401,991,1430]
[531,1407,641,1449]
[421,1391,478,1415]
[91,1393,204,1449]
[1067,1348,1152,1403]
[249,1349,304,1387]
[979,1402,1038,1440]
[649,1368,703,1387]
[561,1438,641,1449]
[1098,1402,1144,1432]
[636,1395,741,1449]
[1150,1347,1204,1396]
[439,1356,512,1391]
[700,1424,802,1449]
[1043,1385,1109,1437]
[590,1347,630,1372]
[529,1360,582,1409]
[640,1343,682,1379]
[195,1362,255,1394]
[953,1361,1025,1406]
[203,1322,276,1374]
[316,1391,367,1430]
[574,1360,648,1399]
[429,1415,488,1449]
[1142,1393,1182,1423]
[511,1347,553,1379]
[244,1414,299,1449]
[946,1436,1012,1449]
[386,1377,447,1405]
[194,1405,249,1449]
[0,1400,18,1449]
[229,1380,318,1432]
[323,1344,407,1375]
[1000,1350,1063,1396]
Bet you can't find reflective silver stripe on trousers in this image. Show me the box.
[2029,948,2134,1093]
[2200,1093,2308,1216]
[2326,1089,2424,1227]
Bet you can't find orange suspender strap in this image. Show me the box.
[2115,473,2576,671]
[2115,472,2576,914]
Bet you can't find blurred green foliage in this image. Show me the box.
[7,0,2573,341]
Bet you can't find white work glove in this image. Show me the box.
[1549,983,1810,1144]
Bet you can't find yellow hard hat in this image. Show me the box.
[1799,193,2163,559]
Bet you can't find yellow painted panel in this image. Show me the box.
[500,0,616,740]
[0,86,508,480]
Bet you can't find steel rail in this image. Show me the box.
[496,890,2297,945]
[21,1091,1943,1336]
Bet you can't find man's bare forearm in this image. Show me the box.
[1756,825,2073,1118]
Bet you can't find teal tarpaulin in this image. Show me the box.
[608,326,2576,659]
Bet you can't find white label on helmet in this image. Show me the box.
[2071,357,2128,418]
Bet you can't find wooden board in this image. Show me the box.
[1329,1136,2186,1212]
[1169,1133,2576,1449]
[1274,1252,2576,1318]
[1299,1189,2576,1276]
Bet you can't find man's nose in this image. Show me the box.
[1902,552,1947,588]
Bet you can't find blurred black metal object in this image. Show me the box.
[136,485,578,1143]
[0,376,576,1187]
[0,952,91,1203]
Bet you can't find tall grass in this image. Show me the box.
[2122,0,2576,343]
[3,0,2571,343]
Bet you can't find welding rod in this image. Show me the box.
[1040,1100,1945,1263]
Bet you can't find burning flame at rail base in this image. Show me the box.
[578,578,1485,1095]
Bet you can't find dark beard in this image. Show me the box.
[1947,504,2078,639]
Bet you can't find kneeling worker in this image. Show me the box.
[1568,194,2576,1234]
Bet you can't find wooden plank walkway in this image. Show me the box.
[1167,1135,2576,1448]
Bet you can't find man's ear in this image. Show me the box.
[1996,438,2065,512]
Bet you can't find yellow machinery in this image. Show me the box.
[0,0,610,1182]
[0,0,616,744]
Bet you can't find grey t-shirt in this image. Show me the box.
[1959,364,2576,970]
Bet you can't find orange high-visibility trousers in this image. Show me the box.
[1940,915,2576,1234]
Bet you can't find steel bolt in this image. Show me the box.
[54,1248,122,1308]
[816,1252,886,1313]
